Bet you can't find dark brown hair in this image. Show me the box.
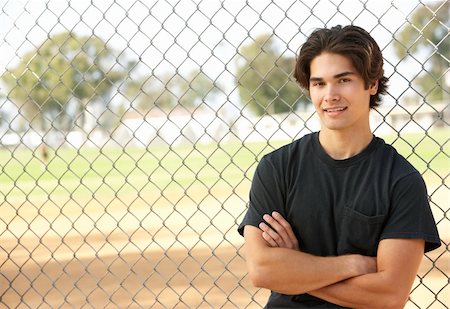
[294,25,388,108]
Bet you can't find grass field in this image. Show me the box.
[0,128,448,308]
[0,128,448,200]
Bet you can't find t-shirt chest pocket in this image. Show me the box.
[337,206,386,257]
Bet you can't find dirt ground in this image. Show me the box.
[1,238,448,308]
[1,181,449,308]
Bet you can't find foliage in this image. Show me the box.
[177,71,220,108]
[236,34,306,116]
[123,70,220,113]
[124,74,175,111]
[393,1,449,102]
[1,32,126,130]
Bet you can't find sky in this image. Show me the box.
[0,0,437,113]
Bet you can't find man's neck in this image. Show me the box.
[318,128,373,160]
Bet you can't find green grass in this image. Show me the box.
[382,129,449,174]
[0,128,448,201]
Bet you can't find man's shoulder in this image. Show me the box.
[373,136,420,177]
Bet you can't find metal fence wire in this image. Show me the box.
[0,0,449,308]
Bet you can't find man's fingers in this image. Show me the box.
[272,212,299,248]
[259,222,284,247]
[262,231,277,247]
[263,213,288,238]
[260,213,299,250]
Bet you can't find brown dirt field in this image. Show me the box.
[1,240,448,308]
[0,242,267,308]
[1,180,449,308]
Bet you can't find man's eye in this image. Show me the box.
[339,78,350,83]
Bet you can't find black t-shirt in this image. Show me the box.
[238,132,441,308]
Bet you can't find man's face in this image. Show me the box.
[309,52,378,133]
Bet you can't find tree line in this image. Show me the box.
[1,2,447,133]
[1,33,223,133]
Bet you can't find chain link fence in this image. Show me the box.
[0,0,448,308]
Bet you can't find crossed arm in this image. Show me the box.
[243,212,425,309]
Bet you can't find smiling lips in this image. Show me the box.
[323,106,348,113]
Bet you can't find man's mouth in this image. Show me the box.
[323,107,347,112]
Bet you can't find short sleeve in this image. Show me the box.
[381,172,441,252]
[237,155,286,236]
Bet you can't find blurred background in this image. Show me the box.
[0,0,448,308]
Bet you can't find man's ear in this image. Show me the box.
[369,80,378,95]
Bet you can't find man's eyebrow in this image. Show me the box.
[310,71,355,81]
[334,71,355,79]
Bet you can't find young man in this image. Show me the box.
[238,25,441,308]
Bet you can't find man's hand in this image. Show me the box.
[259,211,299,250]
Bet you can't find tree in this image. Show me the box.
[236,34,307,116]
[2,31,126,131]
[123,74,177,113]
[123,69,220,113]
[177,70,220,108]
[393,1,449,102]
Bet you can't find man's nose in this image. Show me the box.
[324,85,340,102]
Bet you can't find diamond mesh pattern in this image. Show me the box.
[0,0,448,308]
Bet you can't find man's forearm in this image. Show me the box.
[309,239,425,309]
[309,271,407,309]
[249,247,365,294]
